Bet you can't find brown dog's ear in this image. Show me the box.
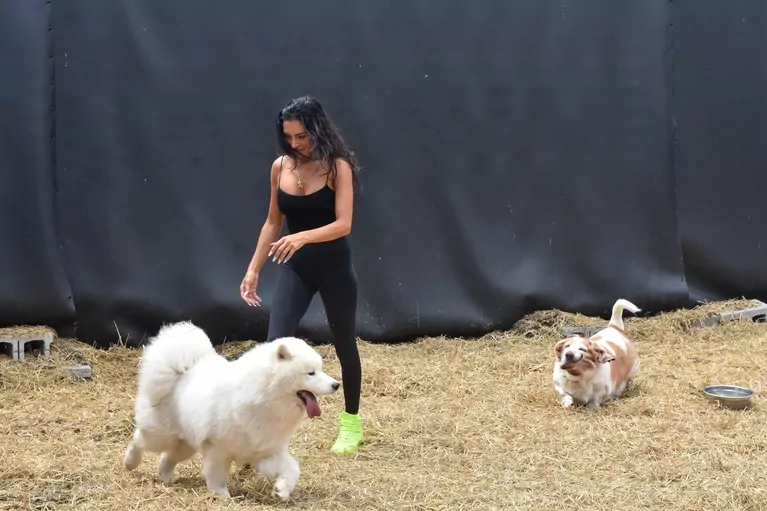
[554,339,567,359]
[590,344,614,364]
[277,343,292,361]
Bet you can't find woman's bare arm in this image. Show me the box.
[245,157,285,275]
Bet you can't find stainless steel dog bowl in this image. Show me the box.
[702,384,755,410]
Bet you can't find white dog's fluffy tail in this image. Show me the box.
[137,321,215,406]
[608,298,641,330]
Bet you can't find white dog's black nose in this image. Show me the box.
[565,352,575,361]
[332,382,340,391]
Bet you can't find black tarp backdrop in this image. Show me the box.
[673,1,767,303]
[1,0,764,347]
[0,0,74,328]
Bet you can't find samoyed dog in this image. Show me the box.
[122,321,340,501]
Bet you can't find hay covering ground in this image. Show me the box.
[2,299,767,510]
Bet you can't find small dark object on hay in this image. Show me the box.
[702,384,754,410]
[67,364,92,380]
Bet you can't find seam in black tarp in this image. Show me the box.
[667,0,687,298]
[46,0,74,313]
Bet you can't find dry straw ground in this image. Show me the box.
[2,299,767,510]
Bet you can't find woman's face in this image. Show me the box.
[282,119,312,159]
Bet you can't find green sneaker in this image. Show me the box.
[331,411,364,454]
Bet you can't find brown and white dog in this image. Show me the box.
[552,298,641,408]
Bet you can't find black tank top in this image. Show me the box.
[276,158,339,235]
[275,158,351,275]
[277,184,338,234]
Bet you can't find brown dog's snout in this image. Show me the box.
[565,352,575,361]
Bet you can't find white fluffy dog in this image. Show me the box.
[122,321,340,501]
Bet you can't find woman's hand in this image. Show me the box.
[269,233,309,264]
[240,270,261,307]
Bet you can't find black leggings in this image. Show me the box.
[266,245,361,415]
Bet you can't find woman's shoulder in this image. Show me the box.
[269,155,289,185]
[272,154,295,168]
[271,155,299,174]
[332,156,353,175]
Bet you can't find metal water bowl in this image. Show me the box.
[702,384,755,410]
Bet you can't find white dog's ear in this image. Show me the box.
[277,343,292,361]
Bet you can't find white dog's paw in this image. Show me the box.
[123,446,141,471]
[157,456,174,483]
[157,469,175,485]
[560,394,574,408]
[271,478,293,502]
[209,486,231,499]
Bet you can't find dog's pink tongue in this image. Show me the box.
[302,391,321,419]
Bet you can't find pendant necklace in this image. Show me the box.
[292,161,320,190]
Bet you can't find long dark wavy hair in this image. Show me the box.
[276,95,360,184]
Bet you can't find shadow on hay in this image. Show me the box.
[122,468,280,505]
[143,469,319,506]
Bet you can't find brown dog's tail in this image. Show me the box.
[608,299,641,331]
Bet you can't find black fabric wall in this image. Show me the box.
[673,1,767,303]
[0,0,74,328]
[1,0,764,347]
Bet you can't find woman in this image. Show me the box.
[239,95,363,455]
